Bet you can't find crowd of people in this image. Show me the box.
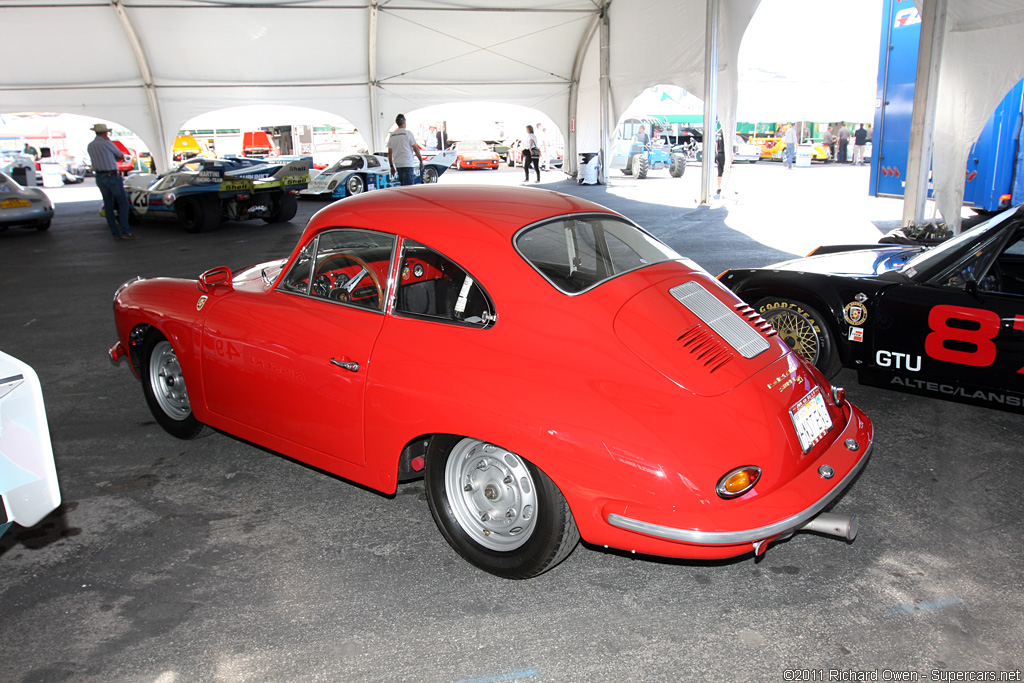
[779,121,872,167]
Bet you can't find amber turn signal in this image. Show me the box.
[716,466,762,499]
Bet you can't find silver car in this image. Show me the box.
[0,171,54,231]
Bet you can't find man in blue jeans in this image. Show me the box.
[783,124,798,169]
[87,122,138,240]
[386,114,423,187]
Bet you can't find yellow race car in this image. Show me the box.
[754,137,831,162]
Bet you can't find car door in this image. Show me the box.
[200,228,395,465]
[866,226,1024,409]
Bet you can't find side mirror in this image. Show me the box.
[197,266,233,293]
[965,278,979,296]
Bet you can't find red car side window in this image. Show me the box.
[394,240,495,327]
[278,228,395,312]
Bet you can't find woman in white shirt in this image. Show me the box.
[523,125,541,182]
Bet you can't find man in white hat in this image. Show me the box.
[87,122,137,240]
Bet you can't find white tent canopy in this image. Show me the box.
[2,0,1019,217]
[0,0,759,175]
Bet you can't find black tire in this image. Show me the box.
[263,193,298,223]
[36,220,51,231]
[422,166,439,184]
[756,297,843,378]
[507,154,515,167]
[621,155,634,176]
[669,153,686,178]
[424,435,579,579]
[176,196,220,233]
[140,331,209,439]
[344,174,365,196]
[633,154,649,179]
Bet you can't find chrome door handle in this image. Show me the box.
[330,358,359,372]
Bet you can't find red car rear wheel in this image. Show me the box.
[424,436,579,579]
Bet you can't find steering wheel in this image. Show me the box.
[313,253,385,309]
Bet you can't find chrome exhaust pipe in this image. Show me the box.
[798,512,858,541]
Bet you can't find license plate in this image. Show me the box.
[1,198,31,209]
[790,387,833,452]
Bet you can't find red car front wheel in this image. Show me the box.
[141,332,209,440]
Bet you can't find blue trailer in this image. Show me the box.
[870,0,1024,212]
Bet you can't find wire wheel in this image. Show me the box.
[757,297,841,377]
[773,308,821,359]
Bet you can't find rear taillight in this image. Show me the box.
[716,466,761,499]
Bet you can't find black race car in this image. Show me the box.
[719,205,1024,412]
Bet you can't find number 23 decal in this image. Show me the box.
[130,191,148,212]
[925,305,1024,373]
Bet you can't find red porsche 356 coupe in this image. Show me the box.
[110,185,873,578]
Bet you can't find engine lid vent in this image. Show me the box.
[733,303,778,338]
[677,324,734,372]
[669,282,770,359]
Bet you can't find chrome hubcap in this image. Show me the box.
[149,340,191,420]
[445,439,537,551]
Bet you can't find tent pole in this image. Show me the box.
[599,3,610,185]
[701,0,720,203]
[368,0,381,153]
[568,8,602,179]
[903,0,947,229]
[112,0,167,172]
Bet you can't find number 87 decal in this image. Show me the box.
[925,304,1024,373]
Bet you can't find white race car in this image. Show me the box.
[300,151,456,199]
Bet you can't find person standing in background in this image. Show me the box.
[838,122,851,163]
[823,126,836,161]
[387,113,424,186]
[535,122,550,171]
[852,124,868,165]
[714,129,726,196]
[783,124,798,169]
[87,123,137,240]
[523,124,541,183]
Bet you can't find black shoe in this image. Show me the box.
[120,233,140,240]
[111,234,122,240]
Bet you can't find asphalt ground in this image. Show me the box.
[1,160,1021,683]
